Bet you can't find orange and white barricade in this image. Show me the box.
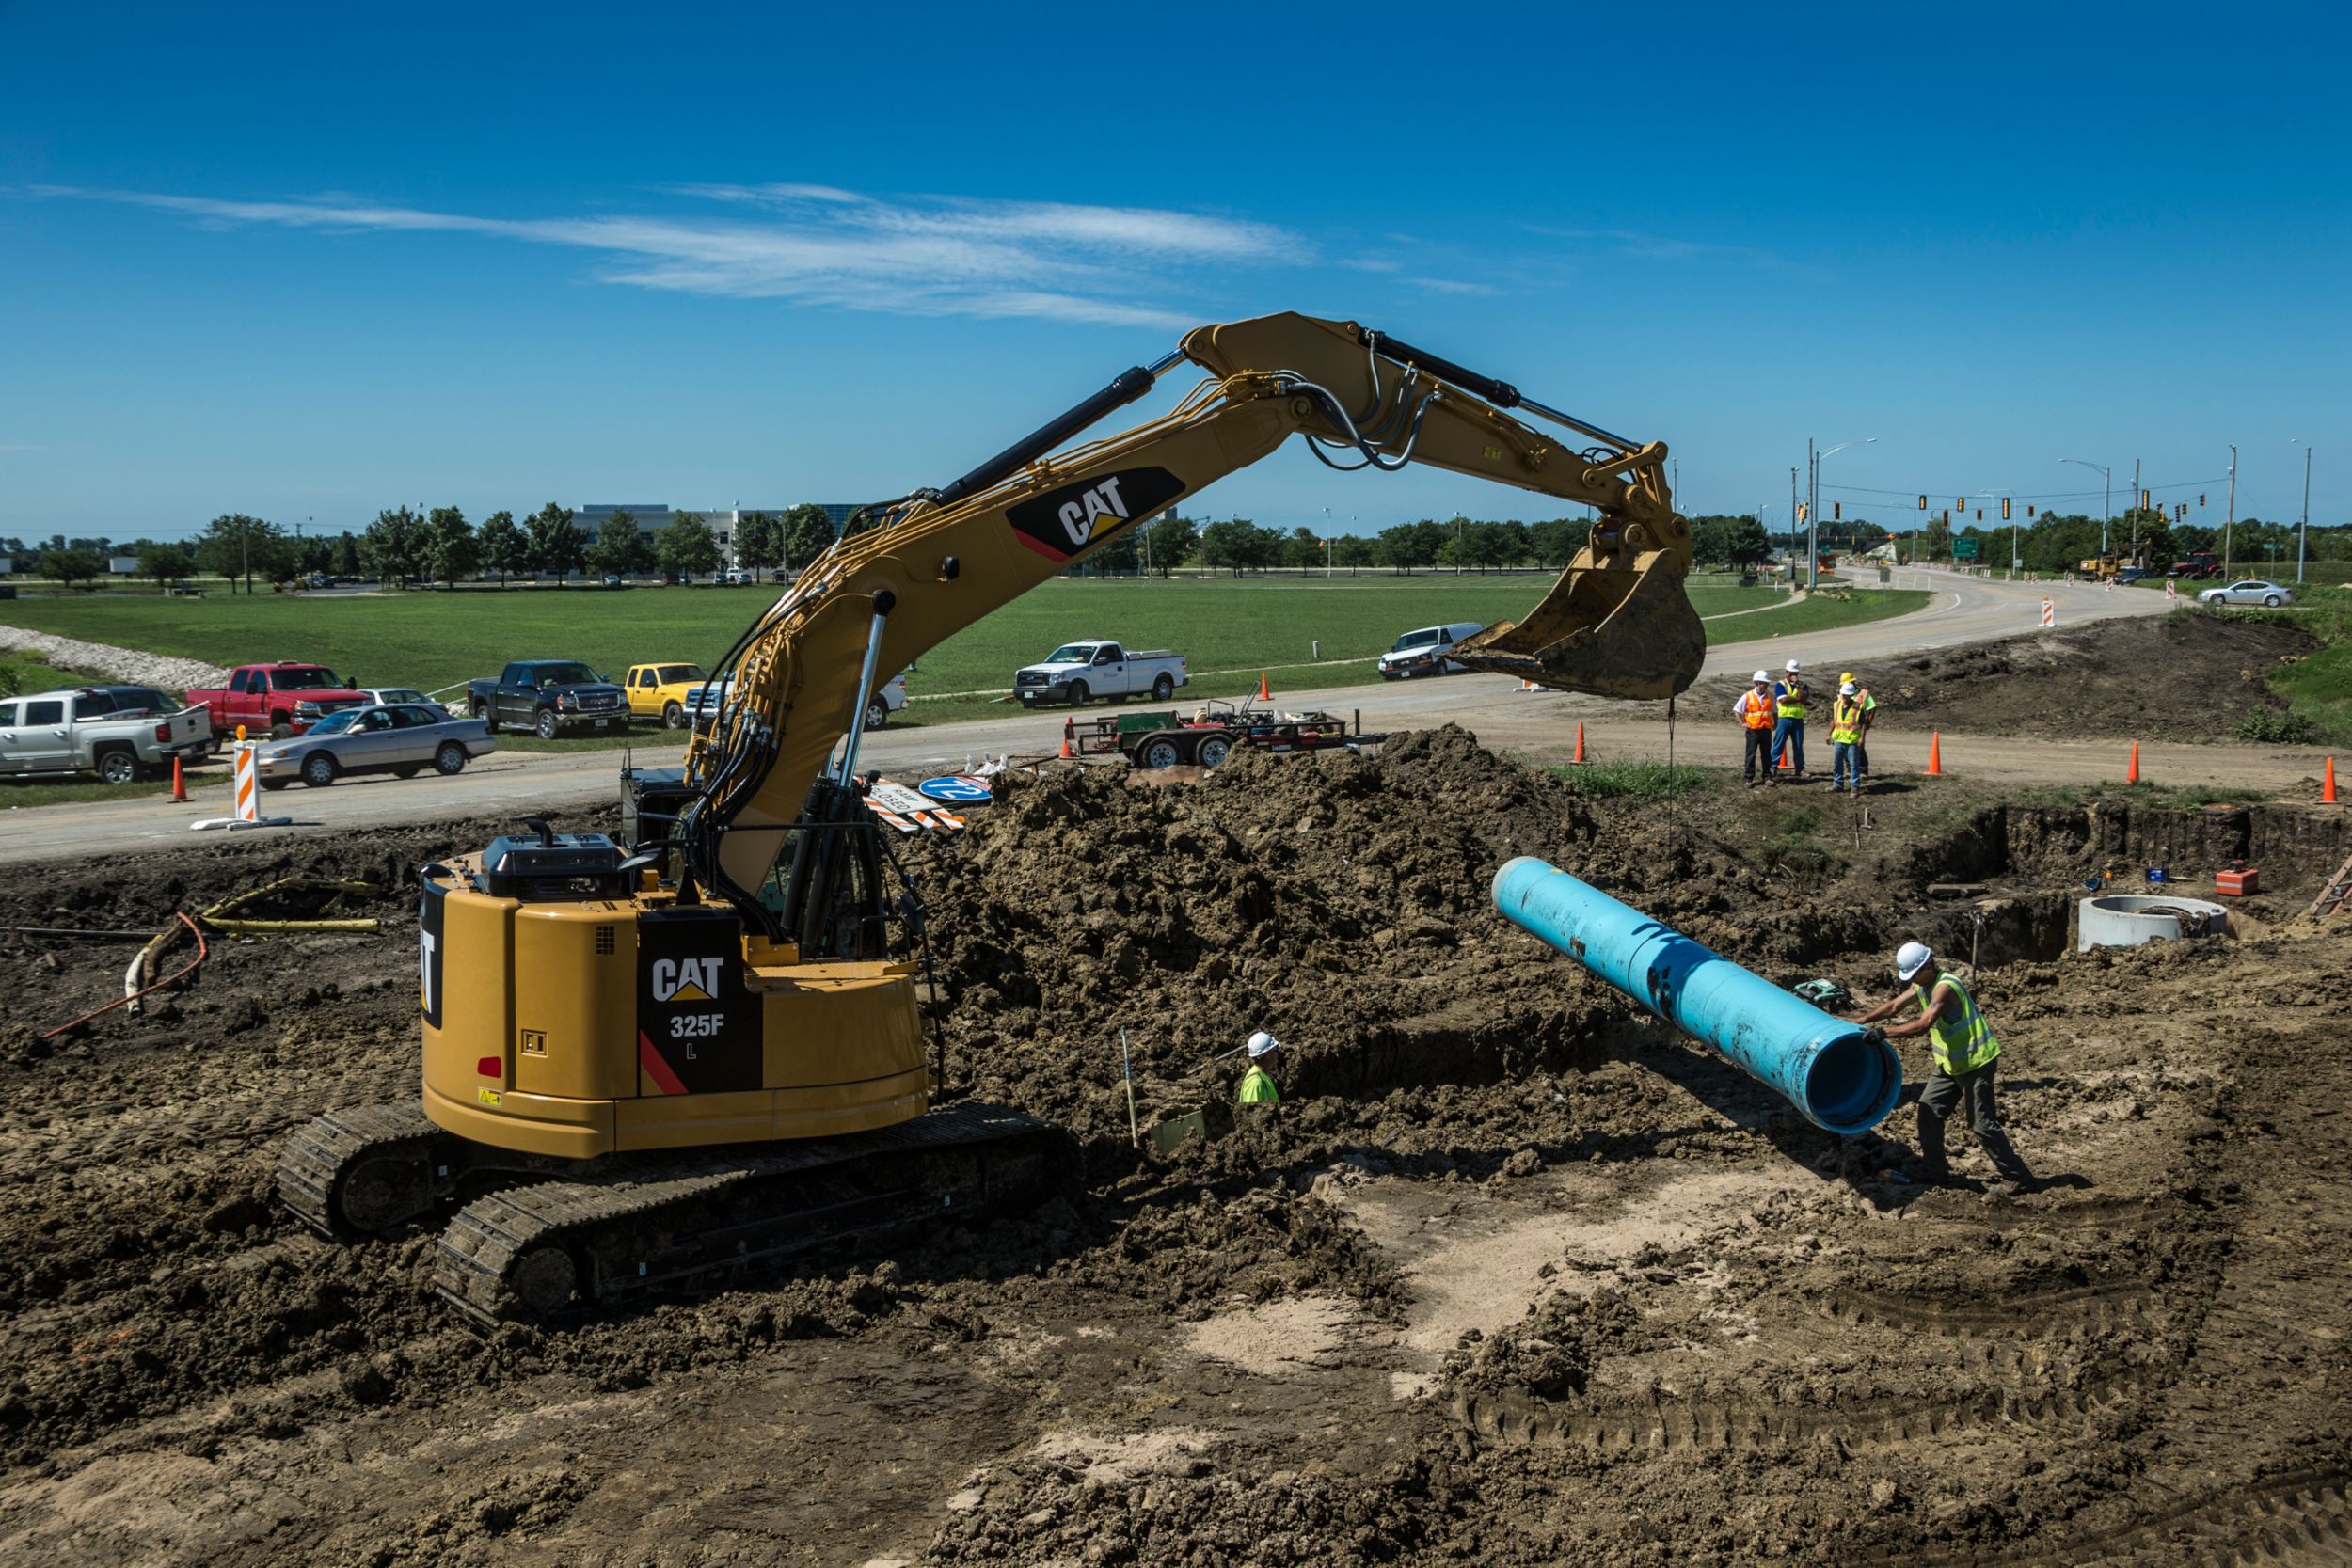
[2039,598,2056,628]
[192,742,292,832]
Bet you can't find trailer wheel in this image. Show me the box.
[1136,736,1184,770]
[1197,735,1232,768]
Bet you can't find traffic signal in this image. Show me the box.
[1955,498,1965,512]
[1975,509,1983,522]
[2200,493,2207,507]
[1917,495,1928,511]
[1796,501,1808,524]
[1833,501,1841,521]
[2001,498,2011,520]
[2140,490,2151,511]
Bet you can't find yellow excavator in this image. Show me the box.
[278,311,1705,1323]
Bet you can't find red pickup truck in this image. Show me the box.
[186,662,373,739]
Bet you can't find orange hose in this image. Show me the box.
[40,912,208,1041]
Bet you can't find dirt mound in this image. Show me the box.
[0,733,2347,1566]
[1699,612,2317,741]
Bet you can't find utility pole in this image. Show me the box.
[1789,467,1799,578]
[1806,437,1818,590]
[2224,443,2238,576]
[2129,458,2140,554]
[2295,441,2312,583]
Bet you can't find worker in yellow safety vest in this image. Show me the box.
[1772,658,1811,779]
[1856,942,2035,1193]
[1237,1030,1281,1106]
[1735,670,1779,787]
[1828,682,1867,793]
[1839,670,1879,782]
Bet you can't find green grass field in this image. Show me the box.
[0,575,1931,738]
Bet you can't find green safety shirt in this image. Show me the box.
[1775,678,1810,719]
[1830,695,1866,745]
[1237,1065,1280,1105]
[1921,971,2000,1076]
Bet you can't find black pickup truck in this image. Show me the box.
[466,660,629,739]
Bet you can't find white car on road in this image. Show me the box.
[2199,579,2294,609]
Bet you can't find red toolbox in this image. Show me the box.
[2215,867,2259,896]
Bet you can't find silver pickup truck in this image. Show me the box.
[0,685,214,784]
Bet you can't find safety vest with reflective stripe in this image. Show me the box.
[1830,696,1865,744]
[1922,971,1999,1076]
[1238,1065,1280,1104]
[1737,690,1776,730]
[1775,679,1809,719]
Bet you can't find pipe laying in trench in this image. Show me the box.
[1492,856,1902,1136]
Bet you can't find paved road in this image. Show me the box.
[3,572,2277,867]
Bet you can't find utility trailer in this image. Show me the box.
[1071,698,1378,770]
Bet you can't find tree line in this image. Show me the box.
[0,502,848,592]
[1072,513,1773,577]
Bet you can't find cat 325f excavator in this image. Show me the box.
[278,311,1705,1324]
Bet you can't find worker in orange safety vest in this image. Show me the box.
[1734,670,1778,787]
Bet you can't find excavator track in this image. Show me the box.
[278,1101,580,1239]
[431,1101,1067,1329]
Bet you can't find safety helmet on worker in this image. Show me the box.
[1839,681,1858,696]
[1785,659,1803,673]
[1247,1030,1280,1058]
[1751,670,1772,684]
[1896,942,1934,981]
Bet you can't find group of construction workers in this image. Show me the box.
[1733,658,1876,792]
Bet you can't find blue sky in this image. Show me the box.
[3,1,2345,541]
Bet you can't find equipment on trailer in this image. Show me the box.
[1074,697,1375,770]
[279,311,1704,1323]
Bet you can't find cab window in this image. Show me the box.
[229,670,252,694]
[73,694,111,719]
[1093,647,1119,665]
[0,704,16,727]
[24,700,63,725]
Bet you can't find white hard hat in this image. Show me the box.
[1752,669,1772,683]
[1247,1030,1280,1059]
[1840,681,1858,695]
[1896,942,1934,981]
[1785,658,1803,673]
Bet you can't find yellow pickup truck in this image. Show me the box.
[621,663,712,729]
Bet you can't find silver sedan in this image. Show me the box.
[252,704,496,789]
[2199,578,2295,608]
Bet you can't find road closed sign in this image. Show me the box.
[918,775,995,804]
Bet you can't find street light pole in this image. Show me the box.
[2224,443,2238,576]
[1809,438,1874,589]
[2293,440,2313,583]
[2059,459,2111,557]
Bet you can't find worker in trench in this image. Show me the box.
[1853,942,2037,1195]
[1237,1030,1282,1106]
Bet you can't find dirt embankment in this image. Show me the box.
[0,731,2346,1566]
[1697,611,2317,741]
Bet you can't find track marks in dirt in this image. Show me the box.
[1813,1278,2164,1337]
[1890,1471,2352,1567]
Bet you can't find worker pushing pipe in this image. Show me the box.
[1492,857,1902,1135]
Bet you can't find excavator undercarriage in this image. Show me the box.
[277,311,1705,1326]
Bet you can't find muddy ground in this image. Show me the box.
[0,727,2347,1566]
[1698,611,2317,742]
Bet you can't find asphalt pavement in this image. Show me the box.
[0,571,2250,866]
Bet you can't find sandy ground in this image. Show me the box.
[0,715,2346,1566]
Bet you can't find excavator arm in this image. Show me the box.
[681,311,1702,923]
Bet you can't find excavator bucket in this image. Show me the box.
[1450,549,1706,700]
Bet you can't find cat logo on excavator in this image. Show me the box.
[1005,466,1185,562]
[651,957,722,1004]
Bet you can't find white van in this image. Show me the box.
[1378,621,1486,680]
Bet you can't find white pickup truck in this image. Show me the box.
[0,685,215,784]
[1013,641,1189,708]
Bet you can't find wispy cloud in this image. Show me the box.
[0,443,41,452]
[1528,225,1828,280]
[31,183,1304,328]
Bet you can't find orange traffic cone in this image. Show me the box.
[170,755,189,803]
[1257,672,1271,703]
[1572,722,1588,765]
[1777,737,1793,772]
[2326,755,2339,804]
[1059,718,1074,760]
[2126,741,2140,784]
[1924,732,1944,777]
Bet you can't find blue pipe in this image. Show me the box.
[1492,856,1901,1135]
